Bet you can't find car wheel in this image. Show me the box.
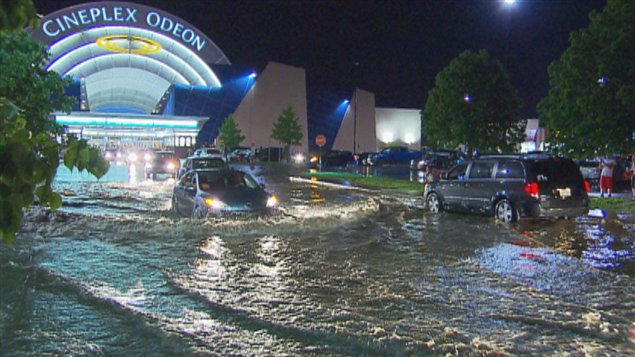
[495,199,517,223]
[426,193,442,213]
[171,195,181,216]
[192,205,207,219]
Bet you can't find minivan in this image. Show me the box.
[424,153,590,223]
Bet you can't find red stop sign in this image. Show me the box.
[315,134,326,147]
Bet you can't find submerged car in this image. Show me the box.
[144,151,179,179]
[172,169,279,218]
[424,153,590,223]
[193,147,223,157]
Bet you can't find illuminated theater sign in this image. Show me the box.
[30,2,233,149]
[32,2,224,61]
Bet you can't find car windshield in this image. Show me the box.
[153,153,175,163]
[192,158,226,169]
[198,171,259,191]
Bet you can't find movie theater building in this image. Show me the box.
[31,2,422,156]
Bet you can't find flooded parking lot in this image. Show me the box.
[1,164,634,356]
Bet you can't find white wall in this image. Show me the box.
[333,88,376,153]
[233,62,309,153]
[374,108,421,150]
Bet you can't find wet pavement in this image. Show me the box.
[1,163,634,356]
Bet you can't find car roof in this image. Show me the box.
[476,152,559,161]
[186,154,225,160]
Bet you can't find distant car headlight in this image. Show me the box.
[204,197,227,209]
[266,195,279,207]
[145,163,153,169]
[166,162,176,170]
[293,153,305,163]
[310,156,318,163]
[128,153,138,162]
[104,152,113,159]
[144,153,152,161]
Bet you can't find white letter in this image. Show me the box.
[114,7,123,21]
[89,8,100,23]
[42,19,60,36]
[78,9,89,24]
[146,12,160,27]
[160,16,174,32]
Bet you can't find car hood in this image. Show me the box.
[203,188,268,209]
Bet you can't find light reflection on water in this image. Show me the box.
[1,178,635,356]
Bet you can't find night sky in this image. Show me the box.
[32,0,607,118]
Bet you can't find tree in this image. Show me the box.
[216,114,245,153]
[537,0,635,156]
[271,105,303,160]
[1,3,108,242]
[422,50,524,153]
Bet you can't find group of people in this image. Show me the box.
[598,154,635,199]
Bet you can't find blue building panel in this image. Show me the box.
[162,65,257,145]
[306,89,350,154]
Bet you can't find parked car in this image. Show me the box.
[367,146,420,166]
[257,147,283,162]
[193,147,223,157]
[411,149,459,170]
[177,156,228,179]
[412,150,463,182]
[309,150,354,169]
[171,169,279,218]
[145,151,180,179]
[227,147,251,162]
[424,153,590,223]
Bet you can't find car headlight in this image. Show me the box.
[310,156,318,163]
[144,153,152,161]
[166,162,175,170]
[128,153,138,162]
[266,195,279,207]
[145,163,153,169]
[204,197,227,209]
[104,152,113,159]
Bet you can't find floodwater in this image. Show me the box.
[1,164,634,356]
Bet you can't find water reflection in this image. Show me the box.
[518,217,635,275]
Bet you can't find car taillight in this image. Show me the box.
[524,182,540,199]
[584,180,591,192]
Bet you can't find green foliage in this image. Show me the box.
[538,0,635,157]
[0,0,39,30]
[422,50,524,152]
[0,25,109,242]
[271,105,303,160]
[216,114,245,152]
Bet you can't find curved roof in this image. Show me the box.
[32,2,231,114]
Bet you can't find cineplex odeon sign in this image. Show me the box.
[40,3,207,52]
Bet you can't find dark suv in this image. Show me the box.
[424,153,590,223]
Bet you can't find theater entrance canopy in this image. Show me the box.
[31,1,231,148]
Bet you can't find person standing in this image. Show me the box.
[599,154,616,198]
[630,154,635,199]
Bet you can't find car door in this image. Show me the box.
[175,172,197,215]
[440,161,470,211]
[464,159,496,214]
